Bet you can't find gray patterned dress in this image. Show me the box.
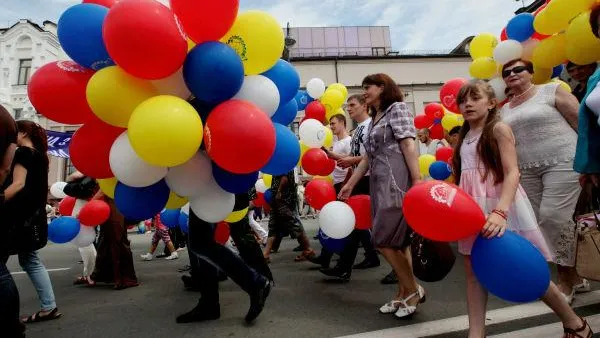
[365,102,416,249]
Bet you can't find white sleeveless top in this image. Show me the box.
[501,83,577,169]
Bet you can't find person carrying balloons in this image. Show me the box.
[140,214,179,261]
[1,120,63,323]
[453,80,591,338]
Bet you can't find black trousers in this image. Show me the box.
[187,211,269,305]
[0,259,25,338]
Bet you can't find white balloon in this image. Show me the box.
[319,201,355,239]
[189,181,235,223]
[488,77,507,102]
[150,67,191,99]
[165,152,213,197]
[50,182,67,199]
[255,179,268,193]
[233,75,280,116]
[493,40,523,65]
[299,118,326,148]
[71,225,96,248]
[306,78,326,99]
[110,132,167,188]
[181,203,190,215]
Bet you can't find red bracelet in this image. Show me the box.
[492,209,508,220]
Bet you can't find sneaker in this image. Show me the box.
[165,252,179,260]
[319,267,351,281]
[176,247,186,252]
[140,253,153,261]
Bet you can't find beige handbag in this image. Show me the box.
[574,183,600,281]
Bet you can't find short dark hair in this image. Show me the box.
[329,114,346,126]
[347,93,366,105]
[591,4,600,39]
[449,126,461,135]
[502,59,534,74]
[361,73,404,116]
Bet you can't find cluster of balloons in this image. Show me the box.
[30,0,304,225]
[415,79,466,141]
[468,0,599,100]
[403,180,551,303]
[418,146,455,181]
[47,182,111,246]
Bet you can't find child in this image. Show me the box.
[140,214,178,261]
[453,80,591,338]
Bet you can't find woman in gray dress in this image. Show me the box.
[339,74,424,318]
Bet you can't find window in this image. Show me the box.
[64,158,77,178]
[14,108,22,120]
[17,59,32,85]
[371,47,386,56]
[291,122,300,137]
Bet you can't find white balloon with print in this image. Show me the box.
[233,75,280,117]
[493,40,523,65]
[50,182,67,199]
[488,77,507,102]
[165,152,213,197]
[319,201,356,239]
[299,118,326,148]
[189,180,235,223]
[110,132,167,187]
[71,225,96,248]
[306,78,326,99]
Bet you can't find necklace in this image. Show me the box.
[513,84,535,100]
[465,130,482,145]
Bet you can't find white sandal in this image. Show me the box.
[379,300,402,314]
[395,285,426,318]
[574,279,591,294]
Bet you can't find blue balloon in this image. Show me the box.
[271,99,298,126]
[115,180,170,221]
[184,42,244,105]
[261,60,301,105]
[212,162,259,194]
[506,13,535,42]
[318,229,348,254]
[48,216,81,244]
[261,123,301,175]
[429,161,452,180]
[178,213,189,233]
[57,4,113,70]
[264,189,274,204]
[471,231,550,303]
[552,64,564,79]
[294,90,314,111]
[160,209,181,229]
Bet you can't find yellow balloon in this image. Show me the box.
[326,107,345,123]
[225,207,249,223]
[165,191,188,209]
[187,39,196,52]
[320,89,345,115]
[552,79,572,93]
[263,174,272,188]
[531,33,567,69]
[221,11,284,75]
[298,141,310,166]
[327,83,348,99]
[97,177,117,199]
[532,65,552,85]
[469,33,498,59]
[86,66,157,127]
[566,11,600,66]
[441,113,460,131]
[314,175,333,184]
[469,57,498,79]
[128,95,203,167]
[323,127,333,148]
[540,0,598,35]
[418,154,436,177]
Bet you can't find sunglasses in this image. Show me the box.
[502,66,528,78]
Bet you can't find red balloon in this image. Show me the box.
[302,148,334,176]
[424,103,445,120]
[253,192,267,208]
[414,115,434,129]
[214,222,230,245]
[500,27,508,41]
[305,101,326,122]
[59,196,77,216]
[346,195,372,230]
[171,0,239,44]
[28,61,96,124]
[429,124,445,140]
[83,0,117,8]
[69,120,125,179]
[204,100,276,174]
[403,180,485,242]
[78,200,111,226]
[440,78,468,114]
[305,179,336,210]
[103,0,187,79]
[435,146,454,163]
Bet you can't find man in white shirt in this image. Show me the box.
[324,114,352,191]
[417,128,445,156]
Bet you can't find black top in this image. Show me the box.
[271,170,298,207]
[233,187,257,212]
[0,105,17,167]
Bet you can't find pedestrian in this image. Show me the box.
[454,79,592,338]
[140,214,179,261]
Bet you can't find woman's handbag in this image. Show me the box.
[574,183,600,281]
[411,232,456,282]
[6,206,48,255]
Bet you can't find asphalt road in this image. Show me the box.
[6,218,600,338]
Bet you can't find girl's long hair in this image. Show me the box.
[16,120,49,172]
[452,80,504,185]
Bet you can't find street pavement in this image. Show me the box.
[6,218,600,338]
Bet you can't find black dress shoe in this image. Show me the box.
[380,270,397,284]
[293,245,303,252]
[319,267,351,281]
[353,259,380,270]
[176,302,220,323]
[181,275,200,290]
[245,277,272,323]
[307,255,330,268]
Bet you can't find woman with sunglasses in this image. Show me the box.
[500,59,585,305]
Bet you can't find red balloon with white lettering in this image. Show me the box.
[439,78,468,114]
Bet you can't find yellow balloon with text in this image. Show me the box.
[128,95,203,167]
[263,174,272,188]
[86,66,157,128]
[566,11,600,66]
[225,207,249,223]
[418,154,436,177]
[469,33,498,59]
[221,11,284,75]
[531,33,567,69]
[165,192,188,210]
[469,57,498,79]
[327,83,348,99]
[323,127,333,148]
[97,177,118,199]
